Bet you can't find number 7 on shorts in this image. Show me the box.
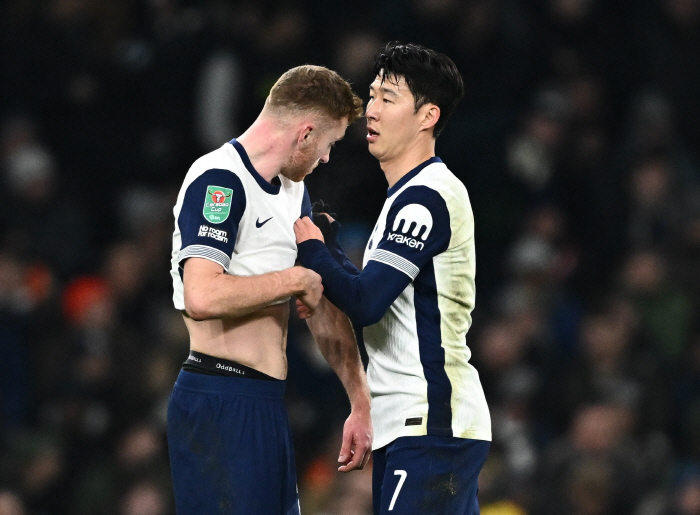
[388,470,407,511]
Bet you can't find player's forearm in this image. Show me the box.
[184,266,302,320]
[308,298,371,410]
[298,240,410,326]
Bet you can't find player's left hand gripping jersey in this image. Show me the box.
[171,139,311,310]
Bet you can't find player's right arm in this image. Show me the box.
[174,167,322,320]
[183,259,322,320]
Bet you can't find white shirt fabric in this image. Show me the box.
[362,158,491,449]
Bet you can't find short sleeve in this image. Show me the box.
[368,185,451,280]
[177,168,246,270]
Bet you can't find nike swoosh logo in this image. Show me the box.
[256,216,273,228]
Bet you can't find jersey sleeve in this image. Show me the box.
[367,185,451,279]
[177,168,246,270]
[297,185,452,326]
[297,239,410,326]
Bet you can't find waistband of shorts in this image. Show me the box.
[174,368,286,398]
[183,350,280,381]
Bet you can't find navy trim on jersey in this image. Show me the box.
[298,183,452,326]
[229,139,281,195]
[414,260,453,436]
[373,184,453,434]
[301,186,312,218]
[179,245,231,270]
[297,240,410,326]
[177,169,246,270]
[387,157,441,197]
[372,185,451,272]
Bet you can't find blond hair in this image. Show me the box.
[267,65,363,124]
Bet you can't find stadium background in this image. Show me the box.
[1,0,700,513]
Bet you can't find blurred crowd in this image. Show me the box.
[1,0,700,514]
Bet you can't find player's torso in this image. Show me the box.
[361,161,490,448]
[229,172,301,277]
[171,141,304,378]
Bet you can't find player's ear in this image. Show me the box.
[420,104,440,133]
[297,123,315,146]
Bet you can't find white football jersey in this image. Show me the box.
[362,158,491,449]
[170,139,310,310]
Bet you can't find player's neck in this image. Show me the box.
[236,119,289,184]
[380,138,436,188]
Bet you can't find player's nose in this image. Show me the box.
[365,103,379,120]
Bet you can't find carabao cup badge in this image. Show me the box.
[203,186,233,223]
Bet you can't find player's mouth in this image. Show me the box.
[367,126,379,143]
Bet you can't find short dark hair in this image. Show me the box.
[373,42,464,138]
[268,65,363,124]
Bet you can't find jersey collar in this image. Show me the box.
[229,139,281,195]
[386,156,442,198]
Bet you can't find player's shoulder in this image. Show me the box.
[411,161,469,201]
[178,143,250,197]
[393,161,470,211]
[187,143,243,178]
[391,161,473,241]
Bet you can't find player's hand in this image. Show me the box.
[295,298,313,319]
[320,212,335,224]
[338,406,373,472]
[292,266,323,316]
[294,216,325,244]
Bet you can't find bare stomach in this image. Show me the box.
[183,302,290,379]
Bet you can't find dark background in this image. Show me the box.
[1,0,700,514]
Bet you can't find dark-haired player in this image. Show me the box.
[295,43,491,514]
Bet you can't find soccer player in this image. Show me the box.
[168,65,372,515]
[294,43,491,514]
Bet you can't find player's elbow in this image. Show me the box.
[183,291,216,321]
[340,291,387,327]
[184,304,211,321]
[350,307,384,328]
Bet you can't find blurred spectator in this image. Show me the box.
[0,490,26,515]
[506,87,570,196]
[669,466,700,515]
[619,249,693,362]
[120,480,170,515]
[0,116,93,279]
[533,403,649,514]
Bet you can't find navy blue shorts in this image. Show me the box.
[167,370,300,515]
[372,436,490,514]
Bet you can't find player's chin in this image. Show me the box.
[367,144,382,158]
[285,173,304,183]
[295,168,315,182]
